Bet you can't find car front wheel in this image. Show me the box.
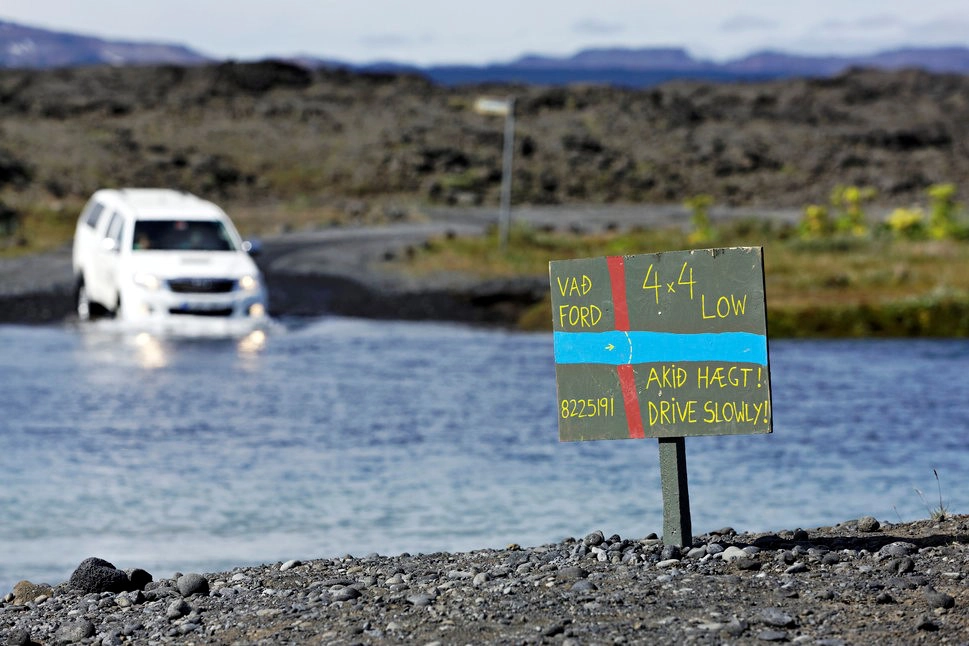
[76,282,91,321]
[75,279,108,321]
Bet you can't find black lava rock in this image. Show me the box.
[176,573,210,597]
[126,568,153,591]
[68,557,130,593]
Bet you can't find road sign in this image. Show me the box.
[550,246,771,546]
[474,96,516,249]
[473,97,512,116]
[551,247,771,441]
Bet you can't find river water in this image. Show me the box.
[1,318,967,593]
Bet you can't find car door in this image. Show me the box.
[88,210,125,309]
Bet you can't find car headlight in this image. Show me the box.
[133,273,162,291]
[239,275,260,291]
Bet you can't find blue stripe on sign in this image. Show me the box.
[553,330,768,366]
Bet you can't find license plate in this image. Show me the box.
[178,301,224,312]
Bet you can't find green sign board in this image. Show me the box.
[551,247,772,441]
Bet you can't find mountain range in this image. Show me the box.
[3,18,969,86]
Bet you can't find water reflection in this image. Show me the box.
[238,329,267,354]
[133,332,167,369]
[75,317,275,369]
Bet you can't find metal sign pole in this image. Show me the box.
[473,96,516,251]
[498,98,515,251]
[659,437,693,547]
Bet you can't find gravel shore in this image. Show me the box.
[3,515,968,645]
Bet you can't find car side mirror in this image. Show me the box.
[242,239,262,257]
[101,237,118,253]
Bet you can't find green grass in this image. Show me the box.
[401,220,969,336]
[0,197,82,256]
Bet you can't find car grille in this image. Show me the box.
[167,278,236,294]
[168,308,235,317]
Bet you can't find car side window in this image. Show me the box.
[104,211,125,251]
[82,202,104,229]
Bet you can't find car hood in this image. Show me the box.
[123,250,260,279]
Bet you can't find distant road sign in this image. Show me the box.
[551,247,771,441]
[474,97,512,116]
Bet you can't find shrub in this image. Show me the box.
[886,207,925,240]
[830,184,876,237]
[798,204,832,240]
[926,183,960,240]
[684,194,715,244]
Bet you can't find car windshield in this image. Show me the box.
[132,220,236,251]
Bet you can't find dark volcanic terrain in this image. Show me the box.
[0,62,968,213]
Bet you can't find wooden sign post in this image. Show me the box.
[550,247,772,546]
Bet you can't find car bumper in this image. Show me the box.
[119,285,268,326]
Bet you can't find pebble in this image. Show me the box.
[332,586,362,602]
[11,581,52,605]
[166,598,191,619]
[734,558,762,571]
[557,566,588,580]
[876,591,894,604]
[916,617,941,631]
[888,557,915,574]
[583,530,605,547]
[880,542,918,558]
[821,552,841,566]
[706,543,725,556]
[176,573,209,597]
[760,608,796,628]
[53,618,94,643]
[570,579,597,592]
[406,593,433,606]
[924,586,955,609]
[757,629,789,641]
[856,516,880,532]
[721,546,748,562]
[6,630,31,646]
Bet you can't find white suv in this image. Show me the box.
[72,189,268,329]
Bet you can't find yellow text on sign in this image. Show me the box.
[555,273,602,328]
[701,293,748,320]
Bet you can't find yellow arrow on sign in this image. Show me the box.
[605,344,615,351]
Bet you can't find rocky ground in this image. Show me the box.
[2,515,968,645]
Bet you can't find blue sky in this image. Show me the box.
[3,1,968,65]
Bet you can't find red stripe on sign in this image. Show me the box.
[606,257,643,438]
[617,364,645,439]
[606,255,630,331]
